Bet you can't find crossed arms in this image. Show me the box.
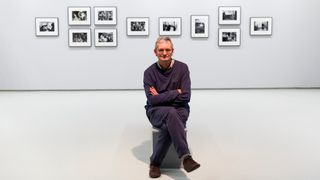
[143,69,191,107]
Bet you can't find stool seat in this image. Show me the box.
[152,127,187,168]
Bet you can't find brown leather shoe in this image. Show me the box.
[149,165,161,178]
[183,155,200,173]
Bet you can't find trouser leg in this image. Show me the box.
[165,107,190,158]
[147,106,190,165]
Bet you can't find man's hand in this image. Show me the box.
[150,86,159,96]
[150,87,182,96]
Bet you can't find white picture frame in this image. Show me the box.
[68,6,91,25]
[35,17,59,36]
[191,15,209,38]
[68,29,91,47]
[126,17,149,36]
[159,17,182,36]
[250,17,273,36]
[94,6,117,25]
[218,28,241,46]
[95,28,117,47]
[219,6,241,25]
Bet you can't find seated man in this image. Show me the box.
[143,36,200,178]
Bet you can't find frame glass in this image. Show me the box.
[126,17,149,36]
[191,15,209,38]
[95,28,117,47]
[250,17,273,36]
[219,6,241,25]
[218,28,241,46]
[159,17,182,36]
[68,29,91,47]
[94,6,117,25]
[68,7,91,25]
[35,17,59,36]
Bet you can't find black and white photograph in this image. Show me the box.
[250,17,273,36]
[68,7,91,25]
[219,28,241,46]
[159,17,182,36]
[219,6,241,25]
[35,17,59,36]
[69,29,91,47]
[126,17,149,36]
[94,7,117,25]
[95,29,117,47]
[191,15,209,38]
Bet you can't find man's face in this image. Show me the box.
[154,40,174,62]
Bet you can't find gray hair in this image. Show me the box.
[154,36,174,50]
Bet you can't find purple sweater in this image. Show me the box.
[143,60,191,111]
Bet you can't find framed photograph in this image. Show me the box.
[35,17,59,36]
[159,17,182,36]
[94,6,117,25]
[191,15,209,38]
[218,28,241,46]
[68,29,91,47]
[250,17,273,36]
[126,17,149,36]
[68,6,91,25]
[219,6,241,25]
[95,29,117,47]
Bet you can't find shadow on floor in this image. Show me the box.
[131,140,151,164]
[132,140,190,180]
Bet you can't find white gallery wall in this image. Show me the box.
[0,0,320,90]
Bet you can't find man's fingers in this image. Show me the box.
[149,86,159,96]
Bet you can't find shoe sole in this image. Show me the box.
[149,174,161,178]
[186,164,200,173]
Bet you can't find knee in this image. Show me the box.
[166,107,178,119]
[165,108,181,126]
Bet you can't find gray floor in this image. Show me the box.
[1,89,320,180]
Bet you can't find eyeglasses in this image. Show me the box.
[157,48,173,53]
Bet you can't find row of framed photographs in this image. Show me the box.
[68,6,117,25]
[67,6,243,26]
[67,28,242,47]
[67,6,239,26]
[35,16,272,37]
[69,29,117,47]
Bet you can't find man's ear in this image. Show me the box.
[154,48,157,55]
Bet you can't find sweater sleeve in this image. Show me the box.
[173,66,191,105]
[144,69,180,106]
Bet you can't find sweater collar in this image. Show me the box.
[157,59,175,70]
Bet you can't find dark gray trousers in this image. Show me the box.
[147,106,190,166]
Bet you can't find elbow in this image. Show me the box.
[148,97,159,106]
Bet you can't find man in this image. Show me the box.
[143,36,200,178]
